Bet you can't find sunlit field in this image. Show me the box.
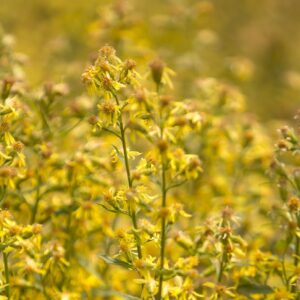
[0,1,300,299]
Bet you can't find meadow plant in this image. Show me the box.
[82,46,203,299]
[0,23,299,300]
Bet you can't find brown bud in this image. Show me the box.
[12,141,24,152]
[159,207,171,218]
[135,89,146,103]
[157,139,168,153]
[132,170,142,181]
[115,228,126,238]
[222,206,233,219]
[149,58,164,85]
[124,59,136,71]
[173,116,187,127]
[288,197,300,212]
[0,166,17,178]
[119,241,130,252]
[99,60,110,72]
[0,122,10,132]
[243,130,254,147]
[103,191,113,203]
[88,115,99,126]
[159,95,172,108]
[102,77,113,91]
[32,224,42,234]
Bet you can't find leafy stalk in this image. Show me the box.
[113,93,142,259]
[3,252,10,300]
[157,84,168,300]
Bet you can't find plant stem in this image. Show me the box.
[3,252,10,299]
[217,252,226,284]
[31,173,41,224]
[292,213,300,295]
[157,162,167,300]
[113,93,142,259]
[157,83,168,300]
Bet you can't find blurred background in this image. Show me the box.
[0,0,299,121]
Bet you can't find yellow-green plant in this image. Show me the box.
[82,46,203,299]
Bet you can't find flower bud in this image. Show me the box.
[2,76,16,99]
[149,58,164,86]
[159,95,172,108]
[88,115,99,126]
[12,141,24,152]
[124,59,136,71]
[157,139,168,153]
[288,196,300,212]
[99,45,116,58]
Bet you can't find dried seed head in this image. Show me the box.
[100,101,116,114]
[99,45,116,58]
[12,141,24,152]
[124,59,136,71]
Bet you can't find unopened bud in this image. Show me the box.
[149,58,164,86]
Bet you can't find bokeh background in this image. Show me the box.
[1,0,300,121]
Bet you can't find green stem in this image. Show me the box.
[3,252,10,300]
[157,162,167,300]
[217,252,226,284]
[157,82,167,300]
[292,213,300,294]
[113,93,142,259]
[31,174,41,224]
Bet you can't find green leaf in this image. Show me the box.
[237,279,273,295]
[98,254,133,270]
